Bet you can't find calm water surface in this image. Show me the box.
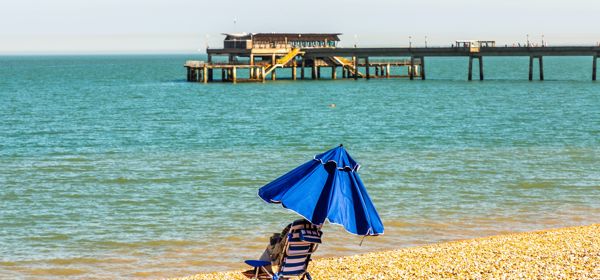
[1,55,599,279]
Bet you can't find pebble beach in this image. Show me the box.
[170,224,600,280]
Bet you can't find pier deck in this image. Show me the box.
[185,57,423,83]
[302,46,600,57]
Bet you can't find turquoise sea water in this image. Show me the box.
[1,55,599,279]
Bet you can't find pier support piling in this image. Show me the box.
[312,63,317,80]
[479,56,484,81]
[365,57,370,79]
[420,57,426,80]
[232,67,237,84]
[250,54,255,79]
[301,60,305,80]
[203,66,208,83]
[539,56,544,81]
[467,56,483,81]
[292,64,297,80]
[317,66,321,79]
[207,55,214,81]
[594,56,598,81]
[386,64,391,78]
[353,57,358,80]
[468,56,473,81]
[332,66,337,80]
[529,56,534,81]
[529,56,544,81]
[410,56,415,80]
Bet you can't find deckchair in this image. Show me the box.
[245,220,322,280]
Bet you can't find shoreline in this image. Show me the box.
[169,224,599,280]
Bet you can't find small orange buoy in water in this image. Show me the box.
[329,104,336,108]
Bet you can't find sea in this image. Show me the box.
[1,55,599,279]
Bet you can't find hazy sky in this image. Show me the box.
[1,0,598,54]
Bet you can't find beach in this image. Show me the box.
[171,224,600,280]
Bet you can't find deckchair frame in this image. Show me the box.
[273,230,319,280]
[246,223,321,280]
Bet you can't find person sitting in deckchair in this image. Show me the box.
[242,219,320,279]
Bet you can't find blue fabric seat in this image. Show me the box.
[245,260,271,267]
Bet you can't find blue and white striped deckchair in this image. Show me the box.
[245,220,322,280]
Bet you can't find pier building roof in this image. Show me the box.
[223,33,341,42]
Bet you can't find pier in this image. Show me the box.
[185,33,600,83]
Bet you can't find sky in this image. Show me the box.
[1,0,598,54]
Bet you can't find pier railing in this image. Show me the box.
[185,60,205,67]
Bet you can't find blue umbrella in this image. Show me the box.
[258,145,384,236]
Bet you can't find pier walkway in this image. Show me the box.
[304,46,600,81]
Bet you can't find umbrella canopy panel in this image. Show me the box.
[258,145,384,236]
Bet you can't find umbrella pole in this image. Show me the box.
[359,228,372,246]
[359,235,367,246]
